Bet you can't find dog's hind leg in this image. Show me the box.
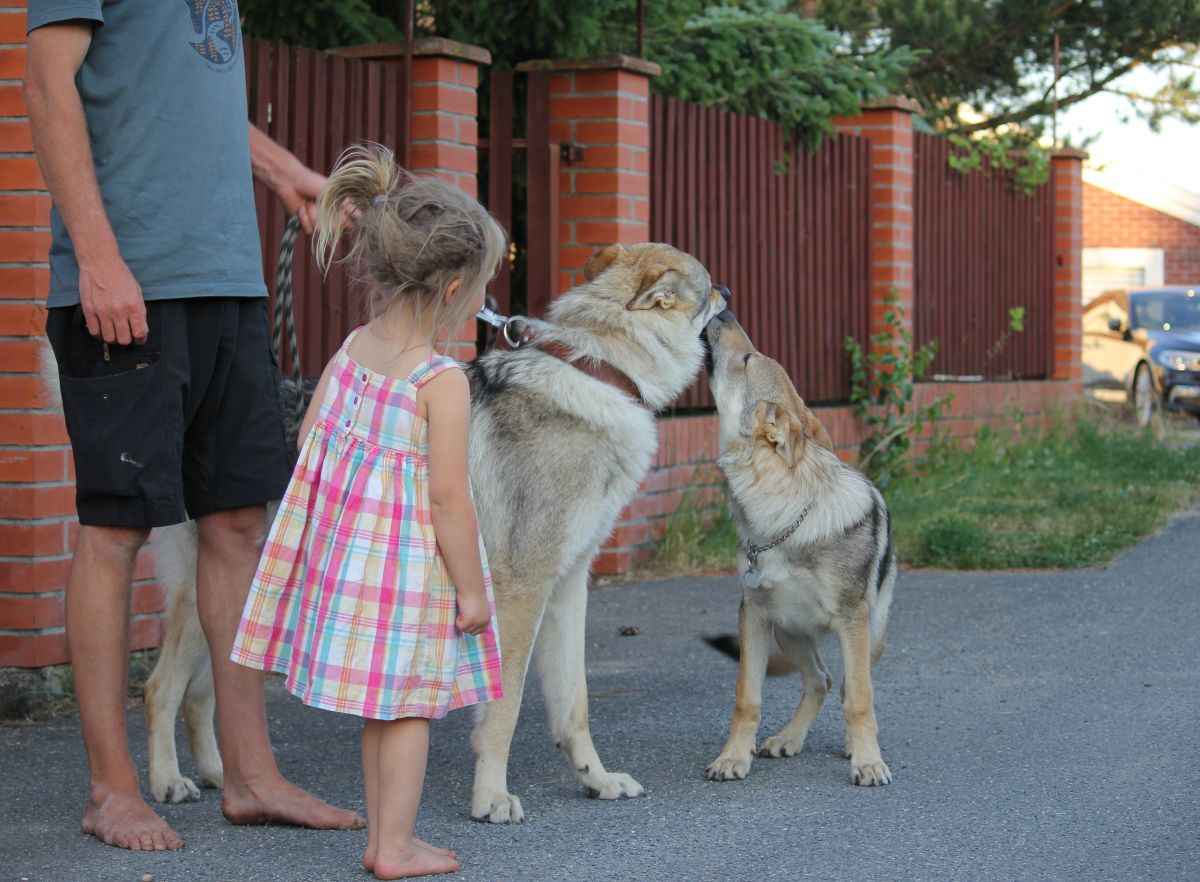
[705,597,773,781]
[182,656,223,790]
[758,631,831,759]
[470,583,546,824]
[836,611,892,786]
[535,566,644,802]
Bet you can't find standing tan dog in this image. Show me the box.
[702,310,896,787]
[135,243,728,821]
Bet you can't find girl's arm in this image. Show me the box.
[424,368,490,635]
[296,359,335,451]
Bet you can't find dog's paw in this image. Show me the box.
[584,772,644,801]
[198,765,223,790]
[758,734,804,758]
[150,775,201,804]
[850,757,893,787]
[470,792,525,824]
[705,753,752,781]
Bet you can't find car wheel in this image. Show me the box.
[1132,362,1155,428]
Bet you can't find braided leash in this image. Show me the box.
[271,214,308,412]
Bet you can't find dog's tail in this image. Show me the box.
[703,634,799,677]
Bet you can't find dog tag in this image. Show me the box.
[742,564,763,589]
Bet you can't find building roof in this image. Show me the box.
[1084,158,1200,227]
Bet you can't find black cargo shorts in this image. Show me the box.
[45,297,291,528]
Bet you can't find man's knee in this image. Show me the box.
[77,524,152,559]
[196,505,269,552]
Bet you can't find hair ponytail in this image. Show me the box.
[314,143,407,274]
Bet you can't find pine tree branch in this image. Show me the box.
[954,60,1138,134]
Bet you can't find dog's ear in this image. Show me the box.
[752,399,805,468]
[801,406,833,450]
[626,265,677,311]
[584,244,624,281]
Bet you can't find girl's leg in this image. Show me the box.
[362,720,382,873]
[372,718,460,880]
[363,720,456,875]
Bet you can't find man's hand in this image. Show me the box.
[276,162,325,235]
[79,254,148,345]
[249,124,325,234]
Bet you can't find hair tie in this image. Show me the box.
[372,194,387,206]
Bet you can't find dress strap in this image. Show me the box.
[410,354,462,388]
[339,326,366,355]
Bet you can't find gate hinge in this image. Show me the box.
[561,143,585,164]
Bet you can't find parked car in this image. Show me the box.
[1082,286,1200,427]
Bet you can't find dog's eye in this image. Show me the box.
[743,353,752,366]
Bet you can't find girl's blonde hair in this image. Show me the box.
[314,143,506,340]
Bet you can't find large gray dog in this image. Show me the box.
[138,242,728,822]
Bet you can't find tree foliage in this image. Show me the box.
[645,2,918,149]
[818,0,1200,140]
[239,0,402,49]
[239,0,918,149]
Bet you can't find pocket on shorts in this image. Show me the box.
[58,353,166,498]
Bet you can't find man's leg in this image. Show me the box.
[193,504,362,829]
[71,524,184,851]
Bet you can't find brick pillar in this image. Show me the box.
[333,38,488,358]
[834,98,919,348]
[1051,149,1085,385]
[334,38,487,196]
[516,56,659,292]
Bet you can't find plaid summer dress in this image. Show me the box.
[231,329,503,720]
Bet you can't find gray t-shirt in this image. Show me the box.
[28,0,266,307]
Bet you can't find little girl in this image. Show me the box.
[231,145,506,879]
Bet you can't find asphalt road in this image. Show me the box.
[2,508,1197,882]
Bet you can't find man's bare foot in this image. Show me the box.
[373,843,460,879]
[221,775,364,830]
[365,839,456,873]
[81,788,184,851]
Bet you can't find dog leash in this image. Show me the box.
[271,214,309,413]
[476,303,644,405]
[742,501,813,589]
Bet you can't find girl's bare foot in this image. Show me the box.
[373,843,460,879]
[364,839,457,873]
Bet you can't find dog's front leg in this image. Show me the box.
[471,586,546,824]
[536,566,644,802]
[182,658,223,789]
[146,555,211,804]
[837,612,892,786]
[706,596,773,781]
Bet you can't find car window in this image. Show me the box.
[1131,291,1200,332]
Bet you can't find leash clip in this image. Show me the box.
[477,305,530,350]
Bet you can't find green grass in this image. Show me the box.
[641,489,740,576]
[0,649,158,724]
[887,419,1200,569]
[644,417,1200,574]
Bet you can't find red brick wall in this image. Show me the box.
[1083,182,1200,283]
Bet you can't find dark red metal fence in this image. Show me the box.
[650,95,873,407]
[245,37,410,376]
[913,133,1055,379]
